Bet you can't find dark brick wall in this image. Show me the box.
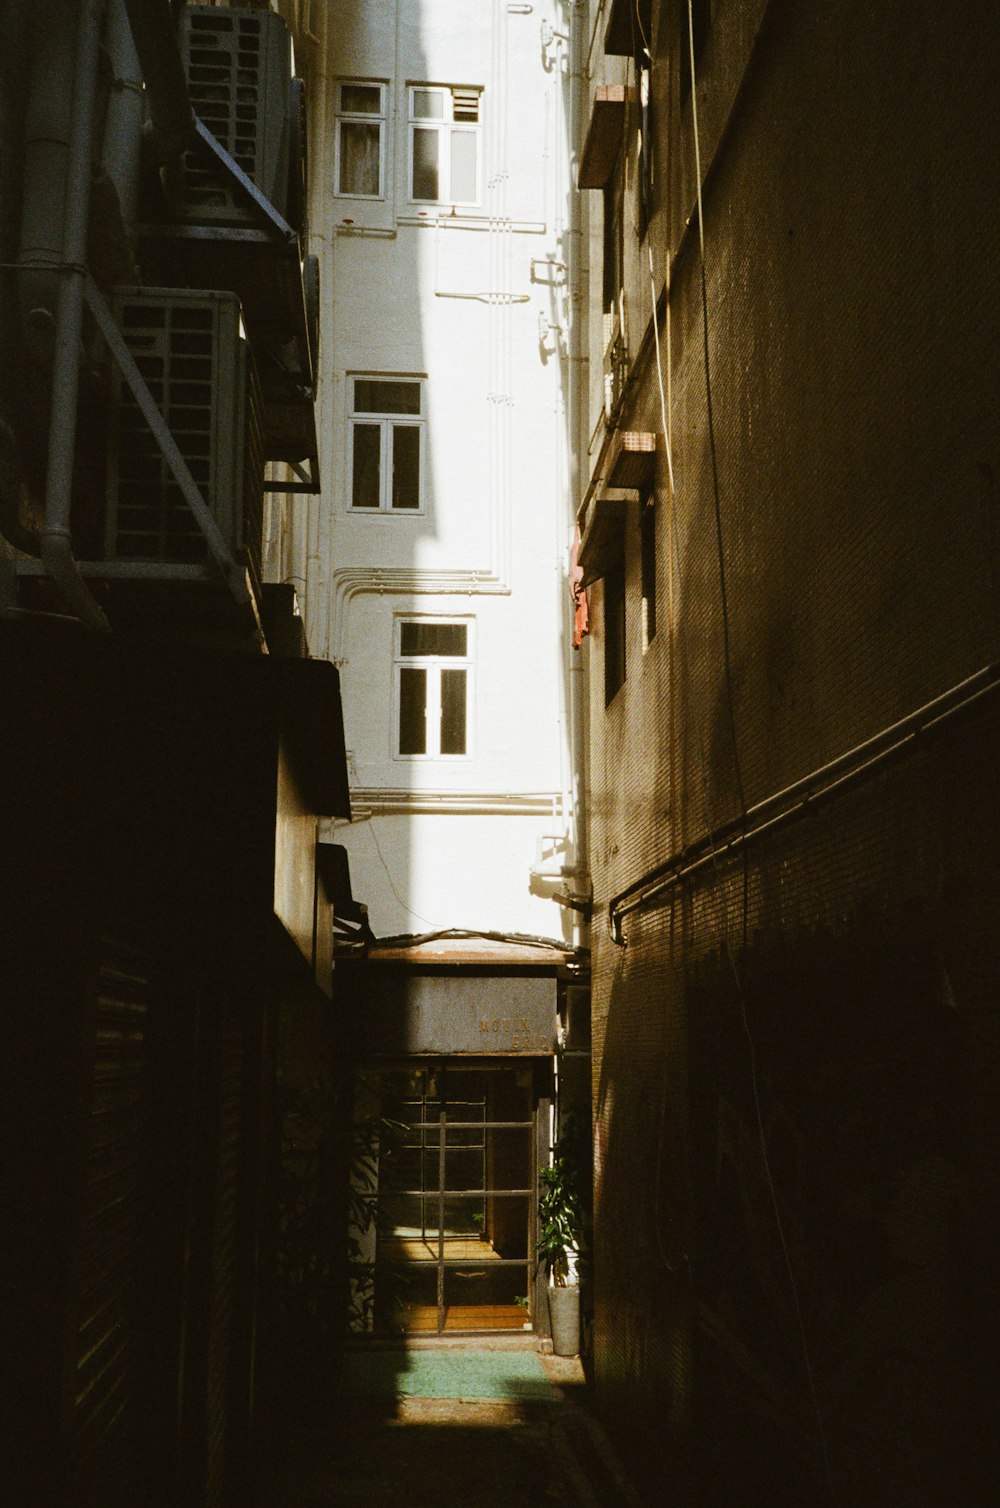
[584,1,1000,1501]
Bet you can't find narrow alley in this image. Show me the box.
[258,1343,637,1508]
[3,2,999,1506]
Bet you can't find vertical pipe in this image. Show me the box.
[17,0,76,367]
[103,0,144,239]
[41,0,110,631]
[566,0,590,889]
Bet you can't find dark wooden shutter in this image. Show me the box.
[204,1000,247,1507]
[74,937,150,1505]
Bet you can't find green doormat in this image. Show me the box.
[338,1348,550,1402]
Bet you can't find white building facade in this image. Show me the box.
[266,1,593,1341]
[275,0,588,948]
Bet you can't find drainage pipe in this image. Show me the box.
[122,0,194,164]
[565,0,591,917]
[608,662,1000,945]
[17,0,76,368]
[40,0,110,632]
[103,0,144,238]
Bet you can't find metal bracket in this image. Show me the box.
[264,457,321,495]
[193,115,297,246]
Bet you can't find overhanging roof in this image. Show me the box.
[578,497,626,588]
[604,0,652,57]
[578,85,628,189]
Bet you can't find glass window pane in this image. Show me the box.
[440,668,467,754]
[412,88,444,119]
[391,424,421,509]
[351,423,381,507]
[341,83,381,114]
[339,121,381,195]
[374,1260,432,1334]
[445,1068,487,1103]
[354,379,421,415]
[378,1193,427,1237]
[398,667,427,754]
[400,622,467,657]
[449,129,478,202]
[443,1266,529,1309]
[446,1147,485,1192]
[412,126,439,200]
[450,1125,531,1176]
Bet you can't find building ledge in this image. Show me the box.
[603,0,652,58]
[578,86,629,189]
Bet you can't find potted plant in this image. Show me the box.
[536,1116,588,1355]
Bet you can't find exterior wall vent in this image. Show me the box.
[106,288,263,595]
[451,87,481,124]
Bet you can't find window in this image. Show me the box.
[636,60,653,242]
[640,495,656,651]
[408,85,481,205]
[336,80,385,197]
[604,565,626,705]
[349,377,424,511]
[395,619,472,758]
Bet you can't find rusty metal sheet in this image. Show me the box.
[355,972,558,1056]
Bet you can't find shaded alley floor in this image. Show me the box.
[257,1340,640,1507]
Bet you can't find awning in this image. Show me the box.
[578,85,629,189]
[576,430,657,585]
[603,0,652,58]
[577,497,626,588]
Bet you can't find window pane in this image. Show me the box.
[400,622,467,657]
[641,501,656,646]
[440,668,467,755]
[341,83,381,114]
[604,565,626,703]
[339,121,380,195]
[443,1264,529,1309]
[399,667,427,754]
[354,379,421,415]
[391,424,421,509]
[412,88,444,119]
[412,127,440,200]
[449,129,477,202]
[351,424,381,508]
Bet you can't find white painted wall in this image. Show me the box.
[293,0,584,943]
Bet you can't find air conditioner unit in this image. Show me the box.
[178,5,304,231]
[105,288,263,594]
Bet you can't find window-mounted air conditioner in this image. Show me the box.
[178,4,305,232]
[105,288,264,590]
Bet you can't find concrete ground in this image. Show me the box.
[257,1343,642,1507]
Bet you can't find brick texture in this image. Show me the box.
[584,2,1000,1502]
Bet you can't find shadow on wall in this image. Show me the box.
[592,853,993,1508]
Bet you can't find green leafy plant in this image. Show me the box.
[536,1116,588,1287]
[346,1105,409,1332]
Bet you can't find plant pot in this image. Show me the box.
[547,1283,580,1357]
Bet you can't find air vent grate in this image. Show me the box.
[111,300,216,563]
[451,87,480,123]
[106,288,262,588]
[178,6,295,227]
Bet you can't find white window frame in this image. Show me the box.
[407,85,482,207]
[334,79,386,199]
[393,616,474,761]
[348,375,425,513]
